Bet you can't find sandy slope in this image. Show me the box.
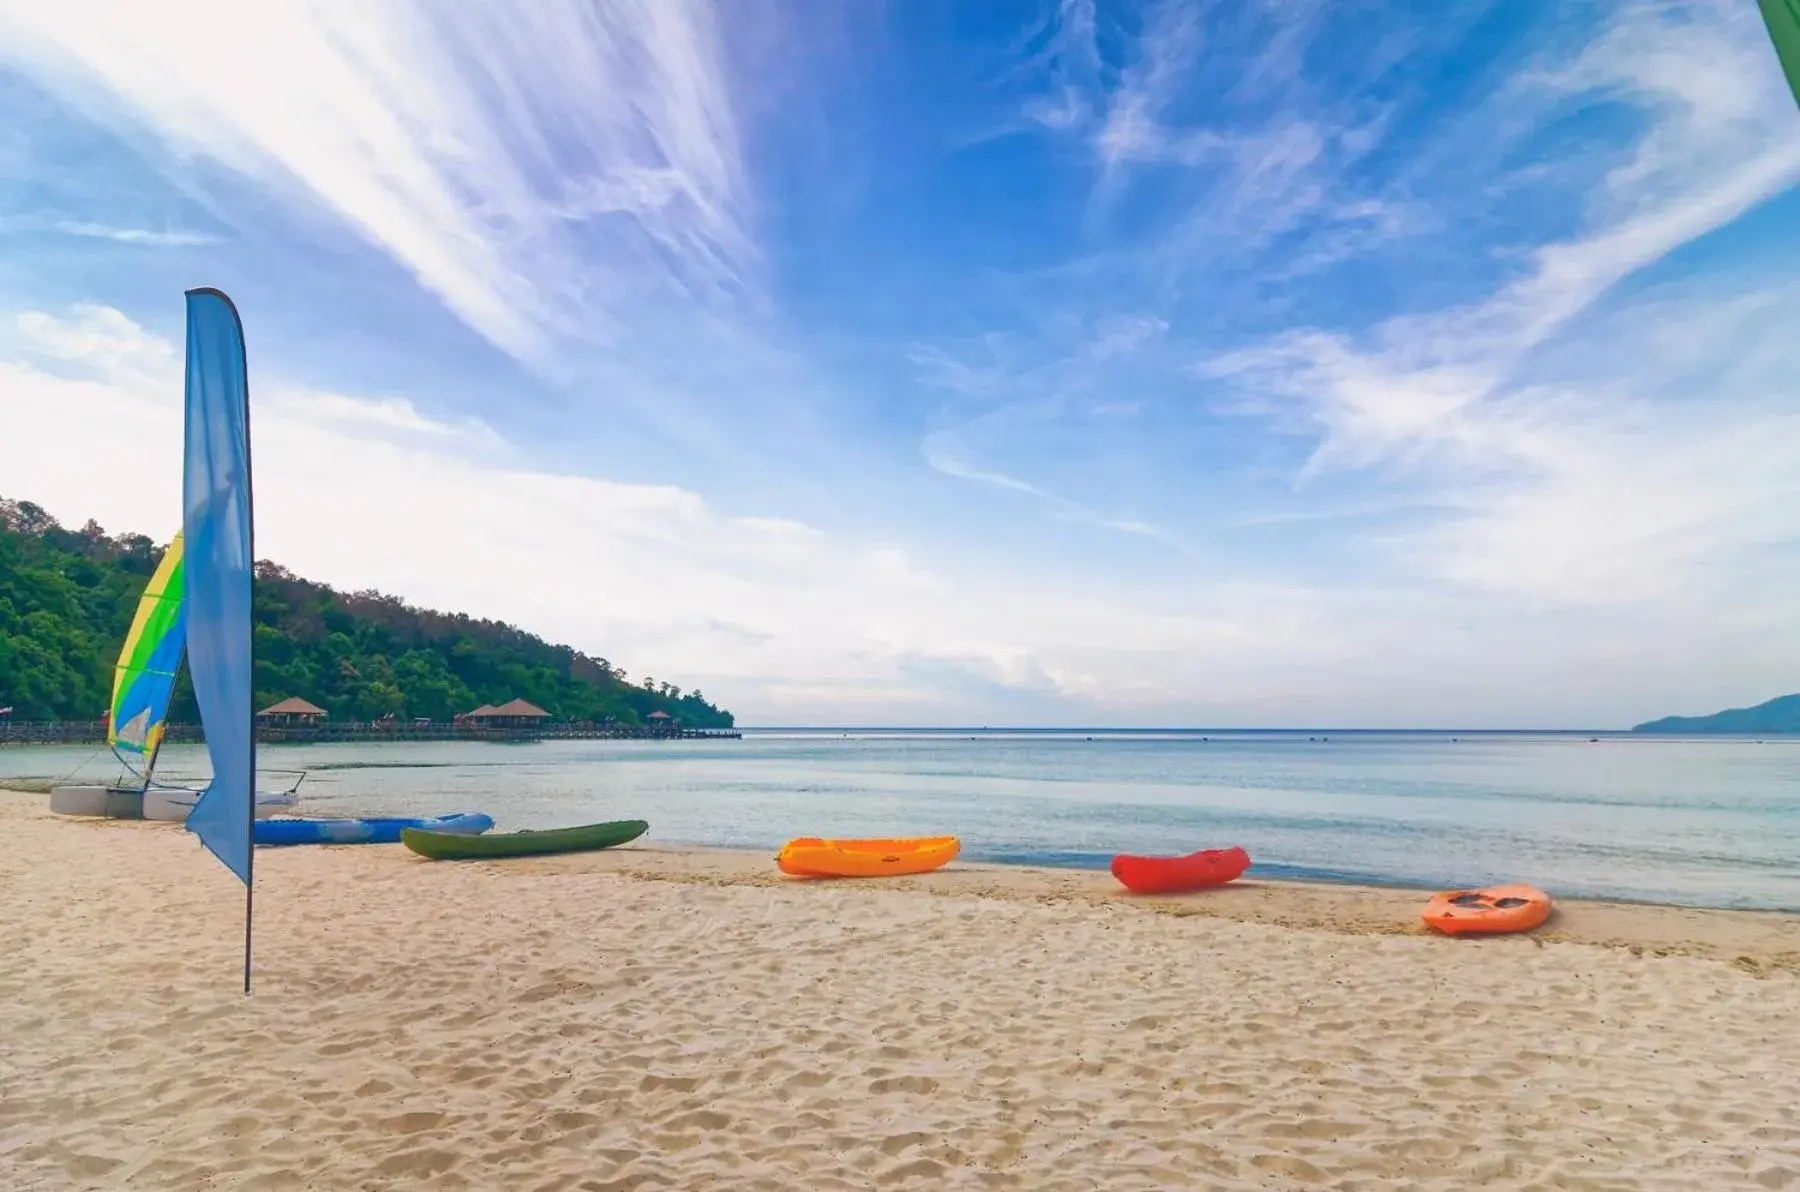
[2,790,1797,1191]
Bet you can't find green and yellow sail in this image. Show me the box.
[108,533,186,762]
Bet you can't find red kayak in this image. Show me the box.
[1110,846,1250,894]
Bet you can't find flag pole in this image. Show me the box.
[244,866,254,995]
[241,294,256,998]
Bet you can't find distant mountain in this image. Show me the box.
[0,496,732,728]
[1631,694,1800,735]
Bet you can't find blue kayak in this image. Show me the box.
[252,812,494,846]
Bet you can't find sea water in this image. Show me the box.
[7,730,1797,911]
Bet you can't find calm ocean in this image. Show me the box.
[7,730,1797,911]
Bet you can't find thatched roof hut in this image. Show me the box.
[256,697,327,722]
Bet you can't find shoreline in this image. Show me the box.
[8,788,1794,972]
[498,840,1800,974]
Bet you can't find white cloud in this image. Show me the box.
[1197,0,1800,609]
[1093,1,1210,173]
[1,304,1384,724]
[9,303,178,390]
[1015,0,1101,132]
[919,428,1179,547]
[1021,0,1407,267]
[6,305,1795,727]
[1087,315,1169,361]
[882,1,1800,722]
[51,220,218,246]
[0,0,754,367]
[282,391,502,449]
[0,214,220,246]
[909,313,1176,536]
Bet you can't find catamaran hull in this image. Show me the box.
[143,789,298,822]
[53,786,295,820]
[49,786,146,818]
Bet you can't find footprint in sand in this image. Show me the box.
[638,1072,703,1093]
[878,1130,932,1156]
[778,1069,830,1091]
[373,1147,459,1178]
[659,1108,731,1132]
[885,1157,947,1180]
[379,1111,448,1135]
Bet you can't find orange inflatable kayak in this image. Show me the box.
[777,836,959,878]
[1111,846,1250,894]
[1421,884,1552,935]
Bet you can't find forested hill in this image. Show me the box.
[0,497,732,727]
[1631,694,1800,735]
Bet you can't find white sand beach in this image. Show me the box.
[3,788,1798,1191]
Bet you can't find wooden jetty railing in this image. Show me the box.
[0,719,740,747]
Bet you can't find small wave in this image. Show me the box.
[970,850,1462,892]
[305,760,522,772]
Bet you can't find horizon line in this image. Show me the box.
[731,725,1671,735]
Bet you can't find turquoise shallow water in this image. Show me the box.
[6,729,1798,911]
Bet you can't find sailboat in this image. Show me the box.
[48,531,302,819]
[132,528,304,819]
[50,530,190,817]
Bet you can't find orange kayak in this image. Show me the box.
[777,836,960,878]
[1111,846,1250,894]
[1421,884,1552,936]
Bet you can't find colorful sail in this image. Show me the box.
[1764,0,1800,109]
[107,532,186,760]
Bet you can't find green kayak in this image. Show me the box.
[401,819,648,860]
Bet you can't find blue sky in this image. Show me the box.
[1,0,1798,727]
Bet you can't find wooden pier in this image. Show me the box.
[0,720,740,747]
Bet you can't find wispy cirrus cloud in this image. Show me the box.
[0,0,755,367]
[909,309,1197,552]
[920,428,1178,547]
[910,0,1456,536]
[51,220,217,246]
[892,0,1800,721]
[0,0,880,511]
[0,216,218,246]
[0,212,220,246]
[1014,0,1436,269]
[1199,0,1800,603]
